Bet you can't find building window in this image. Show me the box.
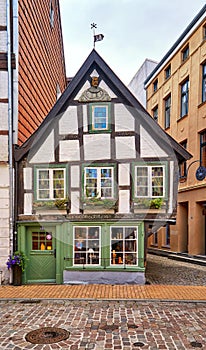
[89,104,110,132]
[111,227,138,266]
[165,65,171,80]
[203,24,206,40]
[202,63,206,103]
[200,131,206,168]
[182,45,189,62]
[153,105,158,122]
[84,167,114,198]
[180,79,189,118]
[36,168,66,200]
[164,95,171,129]
[135,165,165,198]
[179,140,187,178]
[153,79,158,92]
[32,231,53,251]
[74,227,100,265]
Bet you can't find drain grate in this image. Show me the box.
[25,327,70,344]
[190,342,202,348]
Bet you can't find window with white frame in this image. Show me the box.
[111,227,138,266]
[90,104,109,131]
[135,165,165,197]
[74,226,100,265]
[164,95,171,129]
[37,168,66,200]
[84,167,113,198]
[180,79,189,118]
[202,63,206,103]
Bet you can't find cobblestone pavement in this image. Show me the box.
[145,254,206,286]
[0,299,205,350]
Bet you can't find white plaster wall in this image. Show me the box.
[0,31,7,51]
[118,190,130,213]
[140,125,168,158]
[168,161,174,214]
[74,81,90,100]
[115,136,136,159]
[0,0,6,26]
[29,131,55,163]
[23,168,32,190]
[114,104,135,131]
[0,135,8,161]
[83,104,88,132]
[59,140,80,161]
[59,106,78,135]
[71,165,80,188]
[118,163,130,186]
[70,191,80,214]
[0,103,8,130]
[84,134,111,160]
[24,193,33,215]
[99,80,117,98]
[0,71,8,98]
[0,164,9,186]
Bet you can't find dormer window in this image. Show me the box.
[89,103,111,133]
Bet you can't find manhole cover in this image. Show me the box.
[133,342,145,347]
[190,342,202,348]
[25,327,70,344]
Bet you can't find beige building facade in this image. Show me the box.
[144,5,206,255]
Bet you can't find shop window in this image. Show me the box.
[135,165,165,198]
[153,105,158,122]
[202,63,206,103]
[84,166,114,198]
[89,103,111,132]
[200,131,206,168]
[153,79,158,92]
[32,231,53,250]
[111,227,138,266]
[36,168,66,200]
[164,94,171,129]
[180,79,189,118]
[165,64,171,80]
[182,44,189,62]
[74,226,100,265]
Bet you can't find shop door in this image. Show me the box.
[27,228,56,283]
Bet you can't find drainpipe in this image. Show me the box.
[6,0,14,283]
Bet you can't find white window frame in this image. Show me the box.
[73,226,101,266]
[91,105,109,131]
[135,165,165,198]
[110,226,138,266]
[37,168,66,200]
[84,166,114,199]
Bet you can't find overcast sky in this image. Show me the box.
[60,0,206,85]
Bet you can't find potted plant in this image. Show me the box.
[6,251,27,286]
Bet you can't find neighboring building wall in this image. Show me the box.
[128,59,158,107]
[145,6,206,255]
[17,0,66,144]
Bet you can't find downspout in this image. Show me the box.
[6,0,14,283]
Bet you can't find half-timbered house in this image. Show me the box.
[15,50,191,284]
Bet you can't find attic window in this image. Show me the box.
[89,103,111,133]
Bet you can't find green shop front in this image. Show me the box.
[17,220,145,285]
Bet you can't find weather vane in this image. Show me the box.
[91,23,104,48]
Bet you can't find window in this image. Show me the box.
[89,104,110,132]
[37,168,66,200]
[180,79,189,118]
[153,105,158,122]
[84,167,114,198]
[74,226,100,265]
[111,227,138,266]
[179,140,187,178]
[202,63,206,103]
[182,45,189,61]
[135,165,165,198]
[153,79,158,92]
[200,131,206,168]
[165,65,171,80]
[164,95,171,129]
[203,24,206,40]
[32,231,53,251]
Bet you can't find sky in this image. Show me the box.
[60,0,206,85]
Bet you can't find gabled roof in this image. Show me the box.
[15,49,192,162]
